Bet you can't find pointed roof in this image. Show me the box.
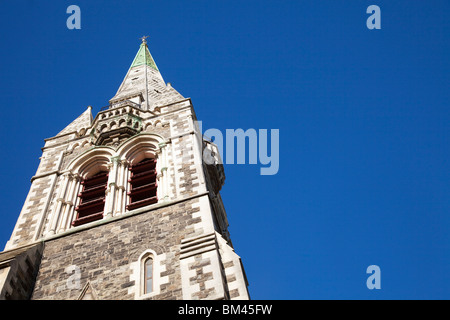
[110,37,184,111]
[56,106,93,136]
[130,41,159,71]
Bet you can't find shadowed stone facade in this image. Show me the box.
[0,40,249,300]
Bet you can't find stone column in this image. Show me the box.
[66,174,82,229]
[104,157,119,218]
[113,160,122,217]
[155,147,163,201]
[158,142,169,202]
[58,173,81,232]
[124,160,130,211]
[115,159,129,216]
[48,172,70,235]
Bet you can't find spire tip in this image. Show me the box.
[139,35,149,44]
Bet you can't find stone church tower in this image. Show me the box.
[0,39,249,300]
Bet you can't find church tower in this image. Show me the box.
[0,38,249,300]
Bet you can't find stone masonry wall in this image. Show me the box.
[31,196,203,300]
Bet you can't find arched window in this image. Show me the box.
[72,171,108,226]
[126,158,157,210]
[130,249,162,298]
[144,257,153,294]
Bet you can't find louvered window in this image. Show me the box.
[126,158,158,211]
[72,171,108,226]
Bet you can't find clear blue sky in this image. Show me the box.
[0,1,449,299]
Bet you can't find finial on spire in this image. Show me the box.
[140,35,149,44]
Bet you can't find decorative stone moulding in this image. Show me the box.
[91,103,144,147]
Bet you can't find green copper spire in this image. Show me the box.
[110,36,184,109]
[130,37,159,71]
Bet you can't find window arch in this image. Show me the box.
[57,134,168,232]
[72,170,108,226]
[126,158,157,211]
[133,249,161,298]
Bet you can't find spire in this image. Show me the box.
[110,37,184,111]
[130,36,159,71]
